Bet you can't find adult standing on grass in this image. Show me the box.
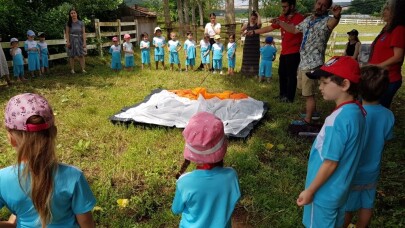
[368,0,405,109]
[241,11,262,76]
[200,13,221,71]
[249,0,304,102]
[66,8,87,74]
[272,0,342,125]
[0,35,12,86]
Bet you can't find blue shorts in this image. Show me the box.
[213,59,222,70]
[259,60,273,77]
[345,185,377,211]
[13,65,24,77]
[40,55,48,68]
[125,56,134,67]
[111,60,122,70]
[169,52,180,64]
[155,55,164,62]
[228,57,235,68]
[201,53,210,64]
[185,58,195,66]
[303,203,345,228]
[141,51,150,64]
[28,53,40,71]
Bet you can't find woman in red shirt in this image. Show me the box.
[369,0,405,109]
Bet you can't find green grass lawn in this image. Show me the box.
[0,24,404,227]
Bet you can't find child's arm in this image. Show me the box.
[177,43,182,52]
[296,160,338,206]
[0,214,16,227]
[76,211,95,228]
[172,187,185,214]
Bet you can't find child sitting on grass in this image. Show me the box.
[344,66,395,228]
[172,112,241,227]
[297,56,366,228]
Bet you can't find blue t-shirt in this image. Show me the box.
[352,104,394,185]
[172,167,240,228]
[184,40,196,59]
[10,48,24,65]
[0,163,96,227]
[305,103,366,208]
[227,42,237,59]
[212,43,224,60]
[153,36,166,56]
[260,45,277,61]
[168,40,181,53]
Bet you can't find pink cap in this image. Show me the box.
[183,112,227,164]
[124,34,131,39]
[112,37,118,42]
[4,93,54,132]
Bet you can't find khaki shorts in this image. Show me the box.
[297,69,317,97]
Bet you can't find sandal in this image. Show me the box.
[291,119,311,126]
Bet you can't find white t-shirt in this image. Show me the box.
[122,42,133,57]
[200,40,210,49]
[205,23,221,38]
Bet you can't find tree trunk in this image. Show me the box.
[184,0,190,32]
[248,0,252,17]
[163,0,171,38]
[197,0,204,27]
[252,0,259,11]
[225,0,236,35]
[177,0,184,36]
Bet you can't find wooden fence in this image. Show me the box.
[0,19,137,67]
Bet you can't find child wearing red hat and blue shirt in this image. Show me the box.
[172,112,241,227]
[297,56,366,228]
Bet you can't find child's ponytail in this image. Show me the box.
[175,159,190,179]
[9,115,58,227]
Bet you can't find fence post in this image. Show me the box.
[94,19,102,57]
[328,31,337,56]
[117,19,121,44]
[134,19,139,46]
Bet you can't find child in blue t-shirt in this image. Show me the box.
[24,30,41,78]
[38,32,49,75]
[212,34,224,74]
[344,66,395,228]
[184,31,196,71]
[259,36,277,82]
[153,27,166,70]
[9,38,27,82]
[0,93,96,227]
[298,56,366,228]
[109,37,122,71]
[227,34,237,75]
[172,112,241,227]
[123,34,134,71]
[140,32,151,70]
[168,32,182,71]
[198,34,211,72]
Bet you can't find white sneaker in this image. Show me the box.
[213,71,217,74]
[82,69,87,73]
[220,71,223,75]
[71,70,75,74]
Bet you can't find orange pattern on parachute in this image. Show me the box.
[169,87,249,100]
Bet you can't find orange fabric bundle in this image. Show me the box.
[169,87,249,100]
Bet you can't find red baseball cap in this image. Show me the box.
[306,56,361,83]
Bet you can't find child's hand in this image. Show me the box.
[296,189,313,206]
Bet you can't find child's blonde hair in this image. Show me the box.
[8,115,58,227]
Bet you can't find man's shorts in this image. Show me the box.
[303,202,345,228]
[345,184,377,211]
[298,69,317,96]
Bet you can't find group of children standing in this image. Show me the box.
[9,30,50,82]
[109,27,243,75]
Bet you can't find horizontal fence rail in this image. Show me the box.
[1,19,137,67]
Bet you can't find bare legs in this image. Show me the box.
[70,56,86,73]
